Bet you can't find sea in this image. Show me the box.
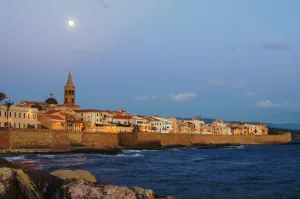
[1,144,300,199]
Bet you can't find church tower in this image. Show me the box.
[64,73,75,104]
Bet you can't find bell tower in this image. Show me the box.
[64,73,75,104]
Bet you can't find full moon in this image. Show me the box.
[68,20,75,27]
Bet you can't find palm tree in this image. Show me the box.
[4,100,14,128]
[0,92,7,105]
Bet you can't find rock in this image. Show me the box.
[0,158,63,199]
[129,186,155,199]
[53,182,137,199]
[50,170,97,183]
[0,167,42,199]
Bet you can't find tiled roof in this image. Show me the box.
[23,101,48,105]
[113,115,132,120]
[74,109,110,113]
[46,115,65,121]
[46,110,61,114]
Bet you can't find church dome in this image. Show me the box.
[45,93,58,105]
[31,104,43,111]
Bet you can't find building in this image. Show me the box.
[212,120,232,135]
[130,115,152,132]
[202,124,213,134]
[112,115,132,126]
[74,110,113,129]
[55,73,80,111]
[148,117,163,132]
[151,116,173,133]
[39,110,82,131]
[17,93,58,112]
[0,105,38,128]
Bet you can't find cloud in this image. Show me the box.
[262,41,290,51]
[253,100,290,109]
[135,96,158,101]
[208,80,245,88]
[168,92,197,103]
[247,91,255,97]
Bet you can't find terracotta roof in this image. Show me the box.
[46,115,65,121]
[46,110,61,114]
[74,109,110,113]
[113,115,132,120]
[23,101,48,105]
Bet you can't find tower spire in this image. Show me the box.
[66,72,74,87]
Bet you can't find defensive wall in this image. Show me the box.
[0,128,292,152]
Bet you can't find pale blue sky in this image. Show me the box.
[1,0,300,123]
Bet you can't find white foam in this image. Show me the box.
[4,156,25,161]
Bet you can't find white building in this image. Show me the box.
[74,110,113,128]
[0,105,38,128]
[151,116,173,133]
[112,115,132,125]
[148,117,163,132]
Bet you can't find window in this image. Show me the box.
[19,123,20,128]
[65,90,67,95]
[72,99,74,103]
[24,113,25,118]
[69,90,72,95]
[72,90,74,95]
[4,111,6,117]
[97,119,98,122]
[0,111,1,117]
[10,112,11,117]
[14,112,16,118]
[19,113,21,118]
[61,123,64,127]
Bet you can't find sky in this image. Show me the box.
[1,0,300,123]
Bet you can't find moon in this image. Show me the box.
[68,20,75,27]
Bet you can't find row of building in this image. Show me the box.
[0,73,268,135]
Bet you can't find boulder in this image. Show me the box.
[50,170,97,183]
[53,181,137,199]
[0,158,63,199]
[0,167,41,199]
[129,186,155,199]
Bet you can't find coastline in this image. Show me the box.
[0,129,292,154]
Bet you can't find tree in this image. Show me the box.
[4,100,14,127]
[0,92,7,105]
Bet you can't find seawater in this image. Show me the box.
[1,144,300,199]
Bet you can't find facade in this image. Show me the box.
[151,116,173,133]
[202,124,213,134]
[112,115,132,125]
[130,116,152,132]
[0,106,38,128]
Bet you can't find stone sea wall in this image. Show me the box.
[0,129,292,152]
[128,132,292,147]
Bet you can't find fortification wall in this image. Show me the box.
[119,132,292,148]
[0,129,292,152]
[81,132,119,148]
[69,132,83,147]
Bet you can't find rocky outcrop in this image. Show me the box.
[53,180,136,199]
[50,170,97,183]
[129,186,155,199]
[0,158,178,199]
[0,158,63,199]
[0,168,41,199]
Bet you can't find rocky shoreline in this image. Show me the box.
[0,158,177,199]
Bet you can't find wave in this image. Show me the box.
[116,153,145,158]
[4,156,25,161]
[225,145,245,149]
[191,157,204,162]
[36,154,56,159]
